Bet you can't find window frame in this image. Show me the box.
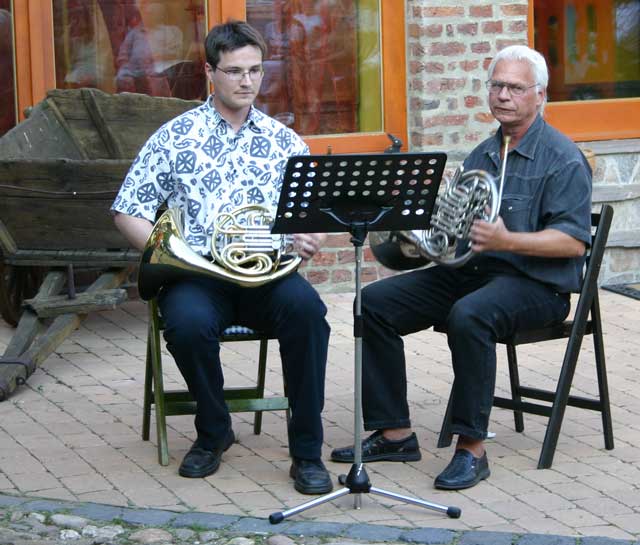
[13,0,407,154]
[528,2,640,141]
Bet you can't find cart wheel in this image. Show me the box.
[0,263,45,327]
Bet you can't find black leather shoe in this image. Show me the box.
[330,430,422,463]
[179,430,235,478]
[289,458,333,495]
[434,449,490,490]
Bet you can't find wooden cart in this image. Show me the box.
[0,88,199,400]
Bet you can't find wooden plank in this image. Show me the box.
[0,268,129,401]
[0,218,17,256]
[607,229,640,249]
[23,288,128,318]
[44,98,90,159]
[5,249,139,267]
[82,89,125,159]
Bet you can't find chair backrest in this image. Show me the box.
[570,204,614,335]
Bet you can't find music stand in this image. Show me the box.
[268,153,461,523]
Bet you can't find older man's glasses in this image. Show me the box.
[216,66,264,81]
[486,80,538,96]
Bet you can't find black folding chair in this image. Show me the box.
[437,204,615,468]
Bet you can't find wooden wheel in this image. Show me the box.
[0,262,45,327]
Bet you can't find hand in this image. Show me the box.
[469,216,511,253]
[293,233,326,260]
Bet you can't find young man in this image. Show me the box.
[112,21,332,495]
[331,45,592,490]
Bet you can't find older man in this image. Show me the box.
[331,45,592,490]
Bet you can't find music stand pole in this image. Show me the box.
[268,153,461,523]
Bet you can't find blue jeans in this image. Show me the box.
[158,273,330,460]
[361,257,571,440]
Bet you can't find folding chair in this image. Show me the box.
[142,298,290,466]
[437,204,615,469]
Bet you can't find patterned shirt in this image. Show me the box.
[111,96,309,255]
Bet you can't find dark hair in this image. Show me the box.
[204,20,267,68]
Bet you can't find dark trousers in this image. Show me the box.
[158,272,330,460]
[361,257,570,440]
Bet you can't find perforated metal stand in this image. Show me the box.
[269,219,461,523]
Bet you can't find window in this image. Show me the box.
[0,0,16,137]
[51,0,208,101]
[246,0,383,137]
[533,0,640,140]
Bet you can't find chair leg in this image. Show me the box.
[437,385,455,448]
[538,327,586,469]
[252,338,268,435]
[506,344,525,433]
[149,300,170,466]
[142,340,153,441]
[592,297,614,450]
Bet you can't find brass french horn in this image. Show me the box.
[370,136,510,270]
[137,205,301,300]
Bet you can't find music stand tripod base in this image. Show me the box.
[269,153,461,523]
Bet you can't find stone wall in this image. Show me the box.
[300,0,640,292]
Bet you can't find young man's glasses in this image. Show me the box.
[486,80,538,96]
[215,66,264,82]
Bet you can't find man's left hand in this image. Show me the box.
[293,233,327,260]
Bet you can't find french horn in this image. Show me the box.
[370,136,510,269]
[137,204,301,300]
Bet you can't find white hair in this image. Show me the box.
[488,45,549,113]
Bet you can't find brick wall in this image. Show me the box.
[302,0,530,294]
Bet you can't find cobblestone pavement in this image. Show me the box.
[1,291,640,542]
[1,494,637,545]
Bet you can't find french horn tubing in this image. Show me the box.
[370,136,511,270]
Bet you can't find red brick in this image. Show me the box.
[408,23,421,38]
[465,132,483,142]
[429,42,466,56]
[464,96,482,108]
[416,133,444,146]
[481,21,503,34]
[497,38,527,49]
[457,23,478,36]
[331,269,352,283]
[424,62,445,73]
[459,60,479,72]
[361,267,379,284]
[425,24,443,38]
[483,57,493,70]
[409,60,424,74]
[469,5,493,17]
[508,20,527,33]
[338,250,355,264]
[424,7,464,17]
[423,114,468,128]
[310,251,336,266]
[471,41,491,54]
[325,233,351,248]
[425,77,466,93]
[474,112,495,123]
[501,5,528,16]
[306,270,329,285]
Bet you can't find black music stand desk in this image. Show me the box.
[269,153,461,523]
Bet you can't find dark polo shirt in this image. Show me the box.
[463,114,592,293]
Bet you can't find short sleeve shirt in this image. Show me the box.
[463,115,592,293]
[111,96,309,255]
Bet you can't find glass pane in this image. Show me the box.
[52,0,208,100]
[0,0,16,136]
[247,0,383,136]
[535,0,640,102]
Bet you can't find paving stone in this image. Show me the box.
[283,521,348,538]
[580,538,634,545]
[457,531,515,545]
[50,514,92,530]
[398,528,456,544]
[119,509,176,527]
[70,504,126,522]
[515,534,576,545]
[342,524,403,541]
[128,528,173,544]
[171,512,238,530]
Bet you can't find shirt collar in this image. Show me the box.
[488,114,544,166]
[203,95,265,133]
